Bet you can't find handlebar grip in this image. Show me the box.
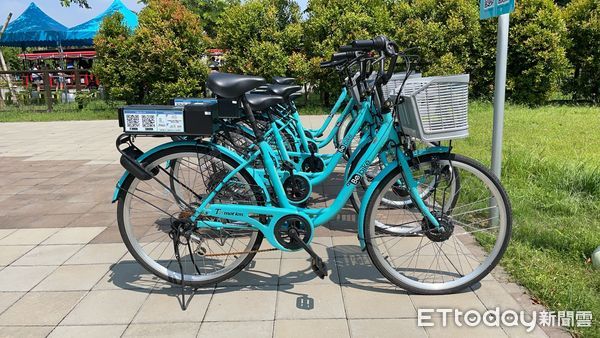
[331,51,358,61]
[351,39,374,50]
[339,45,354,52]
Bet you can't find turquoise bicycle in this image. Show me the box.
[114,36,512,301]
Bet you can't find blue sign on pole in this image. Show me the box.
[480,0,515,19]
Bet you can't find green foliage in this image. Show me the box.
[216,0,302,79]
[93,0,210,104]
[60,0,90,8]
[303,0,391,104]
[505,0,570,104]
[180,0,240,38]
[389,0,481,76]
[564,0,600,102]
[0,47,21,71]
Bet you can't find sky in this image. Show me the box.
[0,0,309,29]
[0,0,145,28]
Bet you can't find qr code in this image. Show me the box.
[484,0,494,8]
[141,115,156,130]
[125,114,140,130]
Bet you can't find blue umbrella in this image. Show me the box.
[63,0,138,47]
[0,2,67,47]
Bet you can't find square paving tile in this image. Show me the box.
[64,243,127,265]
[11,244,83,266]
[0,245,34,265]
[132,288,212,323]
[0,291,85,325]
[19,214,81,229]
[279,258,339,285]
[61,289,149,325]
[33,264,110,291]
[0,229,16,240]
[42,227,105,245]
[274,319,350,338]
[0,326,53,338]
[341,283,416,319]
[335,254,387,284]
[0,266,57,291]
[197,320,273,338]
[0,228,61,245]
[0,292,24,314]
[47,325,127,338]
[219,258,280,287]
[93,262,159,291]
[472,280,527,311]
[421,313,509,337]
[276,284,345,319]
[348,318,428,338]
[204,287,277,321]
[123,323,201,337]
[410,291,487,312]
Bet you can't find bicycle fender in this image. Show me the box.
[112,140,253,202]
[356,161,399,250]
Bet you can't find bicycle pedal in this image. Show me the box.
[310,257,328,279]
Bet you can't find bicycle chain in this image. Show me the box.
[198,248,278,257]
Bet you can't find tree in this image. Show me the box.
[93,0,210,104]
[303,0,392,104]
[60,0,90,8]
[0,47,21,71]
[564,0,600,102]
[504,0,570,104]
[216,0,303,79]
[388,0,482,80]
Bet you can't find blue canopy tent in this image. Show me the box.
[0,3,67,47]
[62,0,138,47]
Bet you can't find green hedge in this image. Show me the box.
[564,0,600,102]
[92,0,595,105]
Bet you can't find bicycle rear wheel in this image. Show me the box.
[364,153,512,294]
[117,145,264,287]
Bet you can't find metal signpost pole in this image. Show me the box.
[491,14,510,178]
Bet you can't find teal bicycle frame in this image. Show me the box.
[262,98,373,185]
[306,87,348,138]
[187,111,447,252]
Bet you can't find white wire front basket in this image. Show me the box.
[390,74,470,142]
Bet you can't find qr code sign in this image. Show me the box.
[484,0,494,9]
[141,114,156,130]
[125,114,140,131]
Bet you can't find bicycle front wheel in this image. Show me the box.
[364,153,512,294]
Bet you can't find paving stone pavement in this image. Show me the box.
[0,119,565,337]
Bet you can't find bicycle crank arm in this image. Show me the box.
[288,228,328,279]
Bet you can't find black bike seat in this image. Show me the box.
[207,72,266,99]
[267,84,302,99]
[245,93,285,111]
[272,76,295,85]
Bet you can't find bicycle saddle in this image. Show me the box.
[289,92,302,101]
[245,93,284,111]
[272,76,295,85]
[207,72,266,99]
[266,84,302,99]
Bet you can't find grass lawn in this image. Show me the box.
[1,99,599,335]
[454,101,600,337]
[0,101,119,122]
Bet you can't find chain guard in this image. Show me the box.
[301,156,324,173]
[274,215,312,250]
[283,175,311,203]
